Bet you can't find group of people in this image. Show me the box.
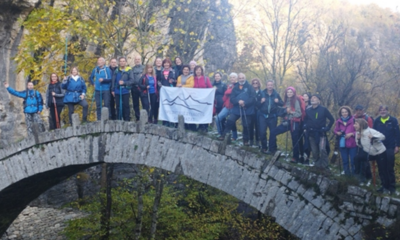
[3,55,400,194]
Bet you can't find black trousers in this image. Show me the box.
[67,100,88,124]
[109,89,116,120]
[141,93,158,123]
[131,87,141,121]
[374,149,396,192]
[48,103,64,130]
[115,93,131,121]
[223,113,253,143]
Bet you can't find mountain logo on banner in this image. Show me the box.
[162,95,212,112]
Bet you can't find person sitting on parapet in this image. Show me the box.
[218,73,256,146]
[4,81,45,136]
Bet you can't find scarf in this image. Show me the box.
[181,74,191,85]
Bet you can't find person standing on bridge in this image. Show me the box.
[257,80,284,154]
[111,57,133,121]
[219,73,256,146]
[194,65,213,133]
[267,87,305,163]
[334,106,357,175]
[303,94,334,170]
[45,73,65,130]
[130,55,144,121]
[108,58,118,120]
[373,105,400,194]
[4,81,45,136]
[62,67,88,124]
[138,64,158,123]
[89,57,112,120]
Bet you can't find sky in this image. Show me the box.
[347,0,399,12]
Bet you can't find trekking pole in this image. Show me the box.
[52,96,60,128]
[287,131,306,160]
[119,86,123,120]
[64,35,68,75]
[147,90,152,119]
[241,106,251,144]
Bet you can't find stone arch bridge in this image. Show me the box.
[0,109,399,239]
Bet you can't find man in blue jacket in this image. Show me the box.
[219,73,256,146]
[89,57,112,120]
[111,57,133,121]
[373,105,400,194]
[4,81,45,136]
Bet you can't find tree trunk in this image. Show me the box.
[100,163,113,240]
[148,169,165,240]
[134,168,145,240]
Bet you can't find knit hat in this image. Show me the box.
[311,93,322,101]
[355,105,364,110]
[189,60,197,66]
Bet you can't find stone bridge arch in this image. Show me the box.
[0,111,399,239]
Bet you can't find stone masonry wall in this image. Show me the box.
[0,111,399,239]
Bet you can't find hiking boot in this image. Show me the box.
[265,150,276,155]
[218,135,225,141]
[261,149,268,154]
[290,158,297,164]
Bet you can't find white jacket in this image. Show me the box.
[356,127,386,156]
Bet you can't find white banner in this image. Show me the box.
[159,87,215,124]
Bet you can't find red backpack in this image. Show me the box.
[292,95,306,122]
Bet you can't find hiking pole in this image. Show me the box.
[287,131,306,160]
[241,106,251,145]
[119,86,123,120]
[52,96,60,128]
[147,90,152,120]
[64,35,68,75]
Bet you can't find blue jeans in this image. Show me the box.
[269,121,302,160]
[340,147,357,175]
[216,107,237,139]
[258,114,278,150]
[95,90,110,120]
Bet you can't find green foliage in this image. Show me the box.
[63,175,293,240]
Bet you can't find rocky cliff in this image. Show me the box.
[0,0,40,145]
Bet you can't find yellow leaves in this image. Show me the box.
[177,6,181,11]
[149,168,155,173]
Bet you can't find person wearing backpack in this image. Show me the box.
[268,87,305,163]
[353,104,373,181]
[138,64,159,123]
[45,73,65,130]
[130,55,145,121]
[373,105,400,194]
[194,65,213,132]
[62,67,88,124]
[303,94,334,170]
[354,105,373,127]
[4,81,45,136]
[111,57,133,121]
[89,57,112,120]
[334,106,357,175]
[257,80,284,154]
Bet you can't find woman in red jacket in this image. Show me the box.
[194,65,212,132]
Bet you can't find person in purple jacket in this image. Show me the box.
[334,106,357,175]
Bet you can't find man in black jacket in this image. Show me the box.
[130,56,144,121]
[304,94,334,170]
[373,105,400,194]
[109,58,118,120]
[257,80,284,153]
[219,73,256,146]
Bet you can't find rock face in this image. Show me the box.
[0,0,40,146]
[0,113,399,239]
[0,206,84,240]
